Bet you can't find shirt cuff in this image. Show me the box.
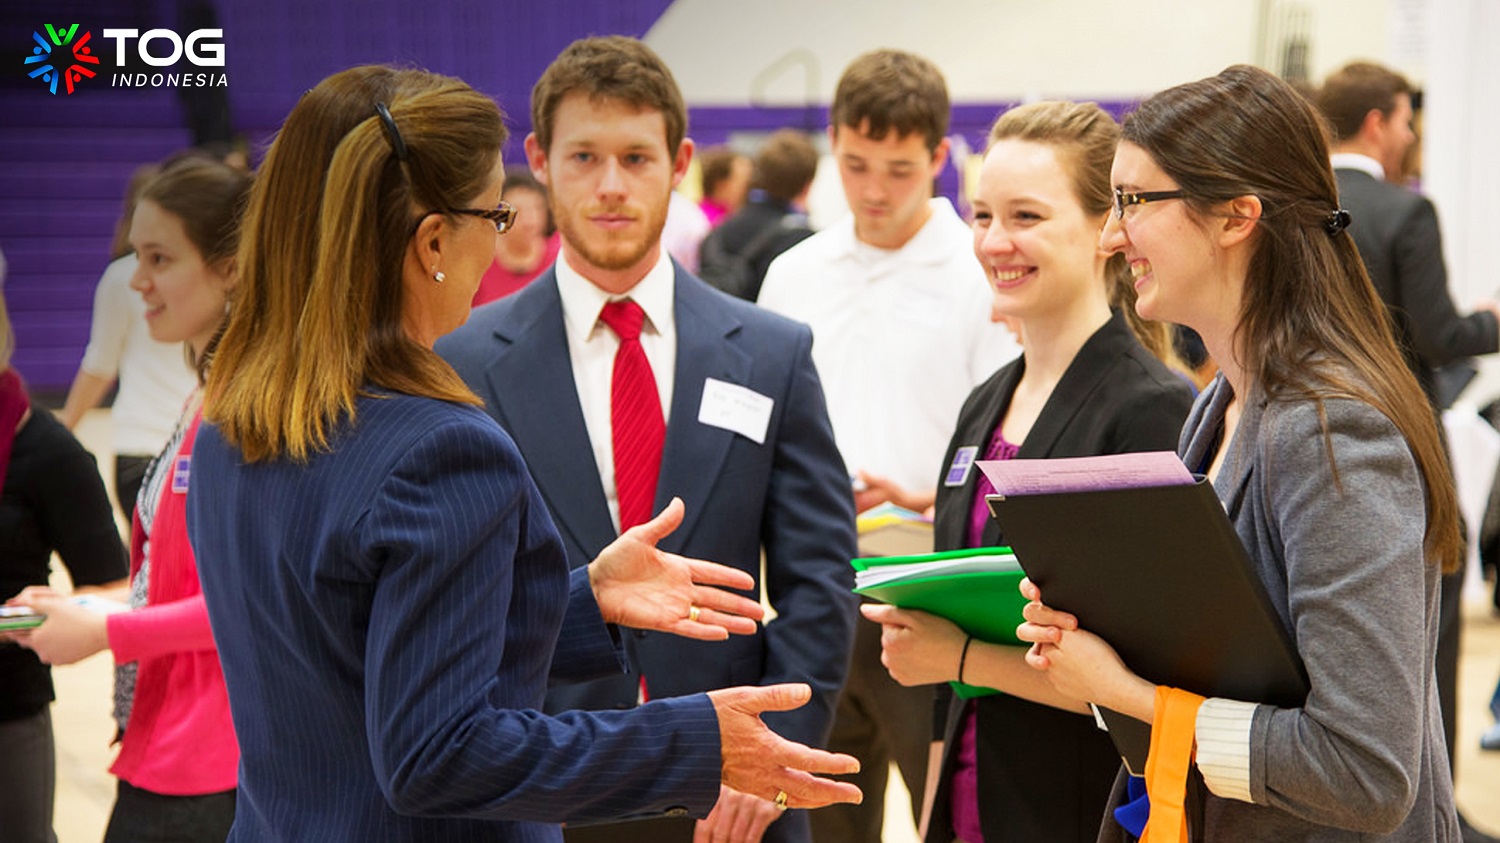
[1195,697,1256,802]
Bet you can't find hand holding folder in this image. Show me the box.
[851,547,1028,699]
[980,452,1309,774]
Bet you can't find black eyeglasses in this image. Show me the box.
[449,201,517,234]
[1112,187,1186,220]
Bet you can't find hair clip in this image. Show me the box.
[1324,208,1352,236]
[375,102,408,162]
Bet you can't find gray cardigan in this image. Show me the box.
[1165,374,1458,841]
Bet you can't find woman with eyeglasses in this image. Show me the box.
[1018,65,1460,841]
[12,156,250,842]
[861,101,1193,843]
[181,65,860,842]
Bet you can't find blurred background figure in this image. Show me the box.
[12,156,249,843]
[472,167,560,306]
[699,129,817,302]
[662,190,712,274]
[2,263,130,843]
[697,145,753,227]
[57,162,198,523]
[1316,62,1500,843]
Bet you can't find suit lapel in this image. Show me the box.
[977,314,1128,547]
[483,274,618,559]
[1215,384,1261,521]
[935,366,1017,551]
[1016,312,1131,459]
[655,271,750,553]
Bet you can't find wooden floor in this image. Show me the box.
[43,409,1500,842]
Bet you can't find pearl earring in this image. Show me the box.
[434,270,446,283]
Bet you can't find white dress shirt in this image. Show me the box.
[758,198,1020,493]
[1330,152,1385,181]
[554,250,677,534]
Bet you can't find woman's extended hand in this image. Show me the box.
[709,683,862,811]
[1014,578,1156,722]
[589,497,766,640]
[860,604,967,686]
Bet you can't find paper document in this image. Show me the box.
[853,551,1018,589]
[978,450,1193,496]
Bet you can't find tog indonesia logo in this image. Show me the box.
[25,24,99,95]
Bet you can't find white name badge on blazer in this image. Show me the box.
[698,378,773,445]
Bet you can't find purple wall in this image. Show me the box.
[1,0,673,393]
[1,0,1138,393]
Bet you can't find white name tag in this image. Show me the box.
[697,378,773,445]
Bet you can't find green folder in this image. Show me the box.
[852,547,1029,699]
[0,606,45,632]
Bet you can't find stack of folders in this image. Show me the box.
[855,501,935,558]
[851,547,1027,699]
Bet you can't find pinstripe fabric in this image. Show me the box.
[186,393,721,842]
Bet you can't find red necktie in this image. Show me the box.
[599,299,665,533]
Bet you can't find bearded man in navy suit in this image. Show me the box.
[438,37,858,843]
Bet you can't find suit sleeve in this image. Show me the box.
[757,324,860,748]
[1245,400,1432,833]
[1393,197,1498,365]
[357,420,722,822]
[551,566,629,686]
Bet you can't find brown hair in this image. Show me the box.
[831,49,949,152]
[698,146,742,198]
[142,157,251,270]
[139,156,252,382]
[205,65,503,462]
[530,36,686,156]
[987,101,1186,375]
[1123,64,1459,571]
[753,130,818,203]
[111,163,161,260]
[1315,61,1413,143]
[503,165,554,235]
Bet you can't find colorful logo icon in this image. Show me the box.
[25,24,99,95]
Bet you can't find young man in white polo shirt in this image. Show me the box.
[758,48,1018,842]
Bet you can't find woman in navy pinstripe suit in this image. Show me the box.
[183,65,861,842]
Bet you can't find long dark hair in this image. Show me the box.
[1123,64,1459,571]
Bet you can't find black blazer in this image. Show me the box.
[926,311,1194,843]
[1334,168,1498,405]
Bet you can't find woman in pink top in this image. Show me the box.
[472,168,559,306]
[14,157,250,842]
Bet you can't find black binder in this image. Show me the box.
[986,478,1309,773]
